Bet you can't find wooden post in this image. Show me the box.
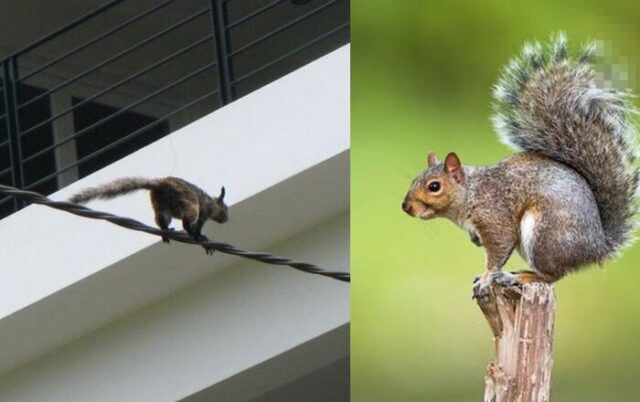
[477,282,556,402]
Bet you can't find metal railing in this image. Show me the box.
[0,0,349,218]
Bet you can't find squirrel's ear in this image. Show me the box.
[218,186,225,202]
[444,152,461,172]
[444,152,464,183]
[427,152,438,167]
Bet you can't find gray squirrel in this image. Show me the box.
[70,177,228,253]
[401,33,639,299]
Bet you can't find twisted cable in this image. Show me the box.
[0,184,349,282]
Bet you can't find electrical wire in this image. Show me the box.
[0,184,350,282]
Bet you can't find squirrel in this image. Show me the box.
[401,33,639,300]
[69,177,228,252]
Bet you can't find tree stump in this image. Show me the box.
[477,282,556,402]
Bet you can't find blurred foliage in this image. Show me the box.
[351,1,640,401]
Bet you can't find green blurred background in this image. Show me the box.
[351,1,640,401]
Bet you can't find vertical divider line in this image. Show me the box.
[210,0,234,104]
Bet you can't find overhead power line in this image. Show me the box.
[0,184,350,282]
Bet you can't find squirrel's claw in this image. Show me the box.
[472,271,522,303]
[161,227,175,244]
[472,277,491,303]
[192,234,215,255]
[490,271,520,287]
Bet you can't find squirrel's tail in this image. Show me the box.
[492,32,639,255]
[69,177,161,204]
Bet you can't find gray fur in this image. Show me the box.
[492,32,639,255]
[69,177,160,204]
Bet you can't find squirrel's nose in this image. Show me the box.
[402,200,412,215]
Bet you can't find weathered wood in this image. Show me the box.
[478,282,555,402]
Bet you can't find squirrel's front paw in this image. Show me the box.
[194,234,209,242]
[472,271,521,303]
[196,235,215,255]
[472,275,492,303]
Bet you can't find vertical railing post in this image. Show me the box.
[3,57,24,209]
[210,0,233,105]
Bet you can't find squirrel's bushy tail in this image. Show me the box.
[69,177,160,204]
[492,33,639,255]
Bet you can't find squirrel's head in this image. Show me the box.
[212,186,229,223]
[402,152,466,220]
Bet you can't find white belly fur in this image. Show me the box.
[458,219,478,235]
[519,211,537,265]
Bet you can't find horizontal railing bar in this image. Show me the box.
[0,114,6,121]
[22,61,217,164]
[19,34,214,138]
[17,7,210,111]
[226,0,284,29]
[20,0,177,82]
[232,21,348,85]
[2,0,126,60]
[0,166,12,177]
[229,0,339,57]
[25,88,220,190]
[0,139,8,148]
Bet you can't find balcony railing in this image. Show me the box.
[0,0,349,219]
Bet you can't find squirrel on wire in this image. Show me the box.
[70,177,228,254]
[402,33,639,300]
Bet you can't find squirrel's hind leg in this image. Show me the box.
[151,191,174,244]
[484,270,557,290]
[508,270,560,283]
[485,207,560,285]
[154,212,173,243]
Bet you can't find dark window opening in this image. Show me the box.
[72,97,170,178]
[0,82,56,219]
[19,84,56,195]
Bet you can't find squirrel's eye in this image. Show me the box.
[428,182,441,192]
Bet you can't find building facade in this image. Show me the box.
[0,1,349,400]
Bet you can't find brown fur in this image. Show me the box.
[70,177,228,246]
